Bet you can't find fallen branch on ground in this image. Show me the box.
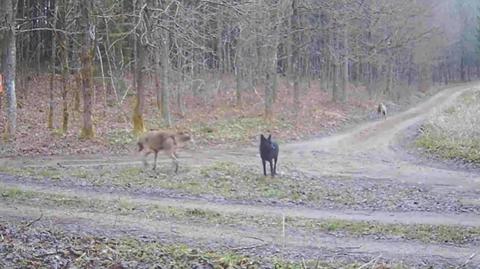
[456,253,477,269]
[357,255,381,269]
[230,243,267,251]
[18,213,43,232]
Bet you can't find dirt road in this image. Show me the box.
[283,83,480,190]
[1,83,480,267]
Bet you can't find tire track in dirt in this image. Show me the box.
[282,83,480,191]
[1,180,480,227]
[1,205,478,267]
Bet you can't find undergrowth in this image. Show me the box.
[416,90,480,164]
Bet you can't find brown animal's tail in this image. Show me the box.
[138,141,144,151]
[377,104,382,113]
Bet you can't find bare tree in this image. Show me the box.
[2,0,17,140]
[48,3,58,130]
[79,0,94,138]
[132,0,147,134]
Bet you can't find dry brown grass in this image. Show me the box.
[416,90,480,164]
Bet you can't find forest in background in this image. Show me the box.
[1,0,480,155]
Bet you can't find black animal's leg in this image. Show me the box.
[153,151,158,170]
[269,160,274,177]
[262,159,267,176]
[273,157,277,176]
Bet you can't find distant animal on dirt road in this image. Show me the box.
[259,134,279,177]
[377,103,387,119]
[137,130,192,173]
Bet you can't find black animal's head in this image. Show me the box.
[260,134,271,143]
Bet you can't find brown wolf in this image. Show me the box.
[377,103,387,119]
[137,130,192,173]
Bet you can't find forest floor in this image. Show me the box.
[1,81,480,268]
[0,75,418,156]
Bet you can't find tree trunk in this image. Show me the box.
[265,66,274,120]
[366,63,374,97]
[176,84,185,117]
[36,28,42,74]
[154,34,162,111]
[61,33,69,134]
[418,64,429,92]
[161,28,171,126]
[291,0,300,113]
[443,62,449,85]
[341,27,349,103]
[48,5,59,130]
[385,57,393,96]
[74,74,81,112]
[216,8,224,73]
[323,55,330,91]
[132,9,146,135]
[263,37,274,119]
[332,61,340,102]
[4,0,17,140]
[234,33,243,106]
[234,26,244,106]
[79,0,94,139]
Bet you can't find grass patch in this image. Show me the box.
[0,187,36,199]
[0,186,97,209]
[300,219,480,245]
[2,185,479,246]
[192,117,292,143]
[1,160,468,214]
[106,129,136,146]
[416,90,480,164]
[0,166,65,181]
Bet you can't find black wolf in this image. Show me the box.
[259,134,279,177]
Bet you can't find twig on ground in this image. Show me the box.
[18,213,43,232]
[229,236,267,251]
[314,257,321,269]
[357,255,381,269]
[456,253,477,269]
[230,243,267,251]
[33,251,63,259]
[282,213,286,249]
[244,236,265,242]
